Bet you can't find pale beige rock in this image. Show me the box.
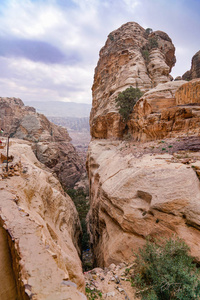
[0,139,86,299]
[0,98,85,189]
[87,140,200,267]
[90,22,176,139]
[84,261,139,300]
[147,49,171,87]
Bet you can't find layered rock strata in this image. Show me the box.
[129,79,200,141]
[90,22,176,139]
[87,140,200,267]
[0,98,84,188]
[0,139,86,299]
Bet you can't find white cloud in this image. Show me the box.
[0,56,93,102]
[0,0,199,104]
[123,0,141,9]
[0,0,63,38]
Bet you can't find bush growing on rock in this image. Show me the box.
[149,37,159,49]
[67,188,90,250]
[141,49,150,62]
[132,236,200,300]
[115,86,143,121]
[141,34,158,63]
[145,28,153,37]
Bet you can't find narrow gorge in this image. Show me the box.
[0,21,200,299]
[86,22,200,298]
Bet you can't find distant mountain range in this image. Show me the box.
[24,101,91,118]
[48,116,90,132]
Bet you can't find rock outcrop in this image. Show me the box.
[182,50,200,80]
[0,98,85,188]
[90,22,176,139]
[87,140,200,267]
[129,79,200,141]
[0,139,86,299]
[87,22,200,271]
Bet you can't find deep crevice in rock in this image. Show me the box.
[0,221,29,300]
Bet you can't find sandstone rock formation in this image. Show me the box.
[87,22,200,272]
[0,98,85,189]
[87,140,200,267]
[182,50,200,80]
[90,22,176,139]
[129,79,200,141]
[0,139,86,299]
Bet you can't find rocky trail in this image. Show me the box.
[84,263,139,300]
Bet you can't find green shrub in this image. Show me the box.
[115,86,143,121]
[86,286,102,299]
[149,37,158,49]
[67,188,90,250]
[141,34,158,64]
[142,49,150,62]
[108,34,114,41]
[132,237,200,299]
[145,28,153,36]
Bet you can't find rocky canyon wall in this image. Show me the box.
[87,140,200,267]
[183,50,200,80]
[0,139,86,299]
[87,22,200,268]
[129,79,200,141]
[0,98,85,189]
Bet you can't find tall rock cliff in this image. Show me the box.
[182,50,200,80]
[0,139,86,299]
[90,22,176,139]
[0,98,85,189]
[87,140,200,267]
[87,22,200,269]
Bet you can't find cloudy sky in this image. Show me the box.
[0,0,199,104]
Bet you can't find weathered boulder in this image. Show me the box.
[0,139,86,299]
[129,79,200,141]
[0,98,85,188]
[90,22,176,139]
[87,140,200,267]
[183,50,200,80]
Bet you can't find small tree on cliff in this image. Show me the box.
[145,27,153,37]
[115,86,143,121]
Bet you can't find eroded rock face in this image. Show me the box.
[183,50,200,80]
[0,98,85,188]
[129,79,200,141]
[87,21,200,280]
[90,22,176,139]
[0,139,86,299]
[175,78,200,104]
[87,140,200,267]
[0,226,18,300]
